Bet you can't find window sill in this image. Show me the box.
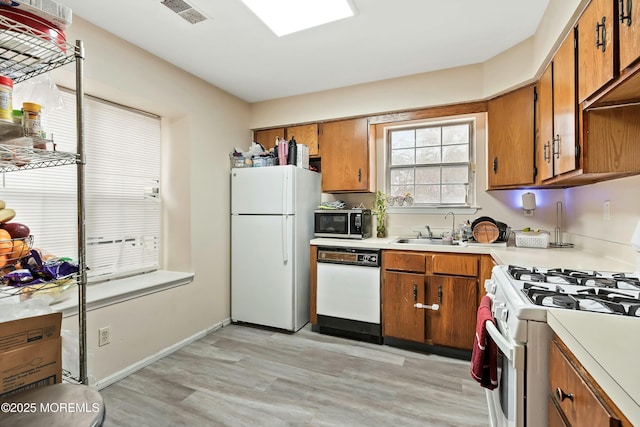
[388,206,480,215]
[52,270,195,318]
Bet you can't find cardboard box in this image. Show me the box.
[0,313,62,397]
[0,337,61,397]
[0,312,62,353]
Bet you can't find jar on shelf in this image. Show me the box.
[22,102,47,148]
[0,76,13,123]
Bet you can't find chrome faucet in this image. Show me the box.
[413,225,433,239]
[445,212,455,239]
[425,225,433,239]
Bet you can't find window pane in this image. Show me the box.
[416,127,440,147]
[389,185,413,198]
[415,185,440,204]
[416,146,441,164]
[390,168,414,185]
[442,166,469,183]
[415,167,440,184]
[391,130,415,149]
[442,184,467,204]
[442,144,468,163]
[391,148,415,165]
[387,119,473,207]
[443,124,469,145]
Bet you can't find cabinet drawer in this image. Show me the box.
[549,340,621,427]
[383,251,426,273]
[430,254,478,277]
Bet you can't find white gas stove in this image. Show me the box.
[483,264,640,427]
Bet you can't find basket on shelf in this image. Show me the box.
[0,234,33,268]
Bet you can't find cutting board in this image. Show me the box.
[473,221,499,243]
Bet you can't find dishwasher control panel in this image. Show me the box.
[317,247,380,267]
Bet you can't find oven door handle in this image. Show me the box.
[485,320,525,370]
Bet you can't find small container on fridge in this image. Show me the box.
[0,76,13,123]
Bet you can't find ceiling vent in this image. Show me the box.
[161,0,207,24]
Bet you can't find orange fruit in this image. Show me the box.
[0,254,7,269]
[0,229,11,256]
[8,239,29,263]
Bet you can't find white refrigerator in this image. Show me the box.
[231,165,321,331]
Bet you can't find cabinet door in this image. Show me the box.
[382,271,425,342]
[487,85,536,188]
[577,0,616,102]
[286,124,319,156]
[549,339,622,427]
[538,62,555,182]
[425,276,477,350]
[254,128,285,151]
[618,0,640,71]
[319,118,371,192]
[553,30,578,176]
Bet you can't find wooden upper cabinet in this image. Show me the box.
[285,124,319,157]
[487,84,536,189]
[618,0,640,71]
[319,117,373,193]
[577,0,617,102]
[538,30,579,183]
[253,128,284,151]
[538,62,555,182]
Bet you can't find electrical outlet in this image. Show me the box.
[603,200,611,221]
[98,326,111,347]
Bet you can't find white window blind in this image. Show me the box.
[1,90,160,282]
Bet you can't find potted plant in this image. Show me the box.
[374,191,388,238]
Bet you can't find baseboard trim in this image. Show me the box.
[93,317,231,390]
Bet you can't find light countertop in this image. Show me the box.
[310,237,636,273]
[548,309,640,424]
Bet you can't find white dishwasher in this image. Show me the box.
[316,246,382,343]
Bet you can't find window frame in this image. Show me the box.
[383,116,478,214]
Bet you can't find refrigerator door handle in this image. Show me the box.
[282,215,289,264]
[282,171,289,264]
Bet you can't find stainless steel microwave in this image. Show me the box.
[314,209,372,239]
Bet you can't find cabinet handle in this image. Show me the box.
[619,0,633,26]
[492,157,498,174]
[552,135,560,159]
[358,168,362,182]
[555,387,574,402]
[414,303,440,311]
[437,285,442,304]
[595,17,607,52]
[544,142,550,162]
[413,284,417,302]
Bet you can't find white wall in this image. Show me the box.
[53,17,251,383]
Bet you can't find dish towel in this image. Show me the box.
[470,295,498,390]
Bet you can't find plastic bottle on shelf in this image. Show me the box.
[22,102,46,149]
[0,76,13,123]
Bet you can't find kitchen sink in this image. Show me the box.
[393,237,458,246]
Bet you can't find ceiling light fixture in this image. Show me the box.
[241,0,356,37]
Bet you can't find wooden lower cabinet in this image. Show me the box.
[381,250,481,351]
[382,271,425,342]
[549,336,631,426]
[425,275,477,349]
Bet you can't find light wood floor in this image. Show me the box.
[101,324,489,426]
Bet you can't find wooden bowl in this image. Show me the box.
[473,221,499,243]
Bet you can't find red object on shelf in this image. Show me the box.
[0,6,66,53]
